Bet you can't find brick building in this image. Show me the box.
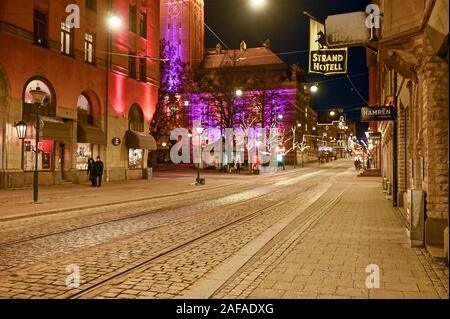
[0,0,160,188]
[371,0,448,257]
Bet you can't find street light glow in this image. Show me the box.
[235,89,243,97]
[330,111,336,117]
[250,0,266,9]
[107,15,122,31]
[310,85,319,93]
[278,114,284,120]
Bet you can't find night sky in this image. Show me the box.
[204,0,371,138]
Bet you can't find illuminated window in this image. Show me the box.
[23,140,54,171]
[77,94,93,125]
[76,143,93,170]
[129,149,143,169]
[23,79,54,117]
[61,22,73,55]
[85,33,95,64]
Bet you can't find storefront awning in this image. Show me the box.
[125,130,157,150]
[77,125,106,145]
[24,115,72,142]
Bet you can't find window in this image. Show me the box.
[23,140,54,171]
[85,33,95,64]
[139,12,147,38]
[23,80,55,117]
[129,5,137,33]
[34,9,48,48]
[86,0,97,12]
[128,149,143,169]
[139,57,147,82]
[76,143,93,170]
[128,52,137,79]
[129,104,144,132]
[77,94,94,125]
[61,22,73,55]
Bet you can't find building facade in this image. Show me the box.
[0,0,160,188]
[190,41,318,167]
[160,0,204,69]
[372,0,448,257]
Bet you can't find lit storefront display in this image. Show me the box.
[128,148,143,169]
[76,143,93,170]
[23,139,54,171]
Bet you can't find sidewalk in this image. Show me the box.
[0,171,235,222]
[219,175,449,299]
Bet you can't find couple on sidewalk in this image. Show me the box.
[87,156,104,187]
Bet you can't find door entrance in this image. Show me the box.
[59,143,66,180]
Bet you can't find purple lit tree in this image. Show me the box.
[149,40,193,168]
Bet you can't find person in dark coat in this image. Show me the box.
[87,158,96,186]
[93,156,104,187]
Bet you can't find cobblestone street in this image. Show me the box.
[0,160,448,299]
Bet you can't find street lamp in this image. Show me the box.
[250,0,266,9]
[310,84,319,94]
[235,89,243,98]
[29,85,48,203]
[330,110,336,117]
[105,13,122,182]
[107,15,122,31]
[15,121,27,140]
[196,127,204,185]
[278,114,284,120]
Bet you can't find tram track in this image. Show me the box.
[0,167,317,247]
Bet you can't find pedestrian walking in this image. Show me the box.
[94,156,104,187]
[87,158,96,186]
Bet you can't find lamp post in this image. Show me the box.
[29,86,48,203]
[105,9,122,182]
[196,127,204,184]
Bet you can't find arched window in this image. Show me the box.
[23,79,55,117]
[77,94,93,125]
[129,104,144,132]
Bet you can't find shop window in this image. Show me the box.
[23,79,55,118]
[128,104,144,132]
[77,94,93,125]
[76,143,93,170]
[34,9,48,48]
[129,149,143,169]
[85,33,95,64]
[23,139,54,171]
[61,22,73,56]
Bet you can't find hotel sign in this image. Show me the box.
[309,49,348,75]
[361,106,397,122]
[308,16,348,75]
